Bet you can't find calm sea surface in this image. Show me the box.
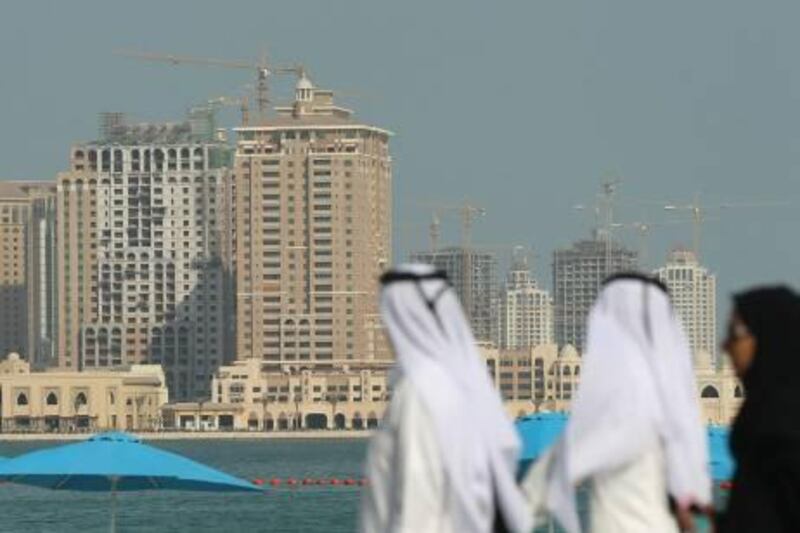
[0,438,368,533]
[0,438,721,533]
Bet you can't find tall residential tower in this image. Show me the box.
[57,111,232,400]
[0,182,57,365]
[654,248,716,356]
[232,74,392,366]
[497,248,553,349]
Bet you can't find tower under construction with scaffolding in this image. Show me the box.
[57,110,233,400]
[553,181,638,351]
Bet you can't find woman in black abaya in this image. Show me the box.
[720,286,800,532]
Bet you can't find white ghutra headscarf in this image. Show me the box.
[380,264,532,533]
[547,274,711,532]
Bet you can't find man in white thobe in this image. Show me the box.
[360,264,531,533]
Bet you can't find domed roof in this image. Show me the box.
[6,352,20,361]
[296,74,314,91]
[559,344,579,360]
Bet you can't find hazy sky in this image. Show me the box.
[2,0,800,311]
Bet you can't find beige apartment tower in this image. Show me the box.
[57,111,233,400]
[498,249,553,350]
[0,182,57,366]
[654,248,717,356]
[233,74,392,366]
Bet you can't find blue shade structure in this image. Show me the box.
[514,414,735,481]
[707,426,734,482]
[0,432,259,531]
[515,413,568,475]
[0,432,258,491]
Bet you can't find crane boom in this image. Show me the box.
[115,49,305,121]
[663,195,790,258]
[115,49,256,69]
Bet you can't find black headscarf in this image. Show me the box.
[732,286,800,440]
[722,286,800,532]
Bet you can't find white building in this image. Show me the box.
[497,250,553,349]
[654,248,717,357]
[58,110,233,400]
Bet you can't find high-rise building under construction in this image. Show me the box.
[552,233,638,351]
[57,111,233,400]
[232,73,392,366]
[410,247,498,343]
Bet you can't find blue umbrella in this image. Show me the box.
[0,432,259,531]
[515,415,735,481]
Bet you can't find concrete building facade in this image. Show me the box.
[57,112,233,400]
[0,352,168,433]
[0,182,57,366]
[497,250,553,349]
[162,341,741,431]
[410,247,498,342]
[483,344,581,414]
[553,234,638,351]
[232,74,392,366]
[162,357,391,431]
[694,350,742,425]
[654,248,717,357]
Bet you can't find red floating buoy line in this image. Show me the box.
[252,476,369,488]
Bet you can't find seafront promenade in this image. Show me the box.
[0,429,374,442]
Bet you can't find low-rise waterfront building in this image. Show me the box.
[695,350,742,425]
[159,345,742,431]
[483,344,581,417]
[0,352,168,432]
[162,358,392,431]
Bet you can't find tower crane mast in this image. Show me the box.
[424,201,486,251]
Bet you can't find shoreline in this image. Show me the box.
[0,430,373,442]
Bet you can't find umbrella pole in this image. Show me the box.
[110,477,119,533]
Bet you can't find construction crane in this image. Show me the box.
[417,201,486,329]
[424,201,486,251]
[204,93,251,127]
[662,194,789,259]
[573,178,623,277]
[429,212,441,253]
[609,219,691,268]
[115,49,304,121]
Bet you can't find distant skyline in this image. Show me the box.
[2,0,800,317]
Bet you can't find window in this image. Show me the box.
[700,385,719,399]
[46,392,58,406]
[74,392,88,406]
[16,392,28,406]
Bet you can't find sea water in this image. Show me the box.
[0,438,721,532]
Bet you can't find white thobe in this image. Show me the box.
[360,379,463,533]
[523,442,678,533]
